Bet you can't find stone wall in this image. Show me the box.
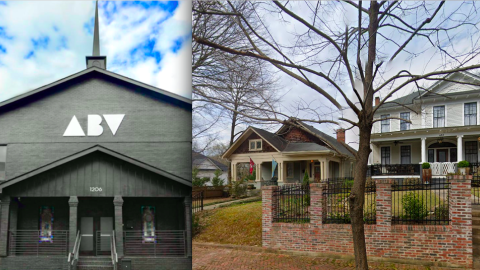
[262,176,473,268]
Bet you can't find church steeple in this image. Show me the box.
[86,1,106,69]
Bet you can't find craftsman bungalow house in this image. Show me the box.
[0,3,191,270]
[370,71,480,178]
[223,120,356,186]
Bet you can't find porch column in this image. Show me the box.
[421,137,427,163]
[457,135,463,162]
[184,196,192,257]
[68,196,78,252]
[232,163,237,181]
[0,196,10,257]
[256,163,261,182]
[278,162,284,183]
[113,196,124,257]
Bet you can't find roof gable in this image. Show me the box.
[0,67,191,114]
[223,127,286,158]
[0,145,192,192]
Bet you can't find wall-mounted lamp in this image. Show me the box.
[437,138,443,144]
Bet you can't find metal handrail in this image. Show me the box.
[111,230,118,270]
[72,231,81,266]
[68,231,80,263]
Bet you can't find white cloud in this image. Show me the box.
[0,1,191,103]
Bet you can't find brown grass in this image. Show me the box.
[194,201,262,246]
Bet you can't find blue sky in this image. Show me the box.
[0,1,191,102]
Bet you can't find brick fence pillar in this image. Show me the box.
[68,196,78,252]
[375,179,393,231]
[113,196,124,257]
[449,175,472,268]
[0,196,10,257]
[262,185,278,248]
[310,183,324,226]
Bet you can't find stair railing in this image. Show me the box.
[111,230,118,270]
[68,231,81,269]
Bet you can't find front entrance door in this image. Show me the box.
[437,149,448,162]
[80,217,94,254]
[79,216,113,256]
[314,164,321,181]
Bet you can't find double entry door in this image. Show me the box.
[80,216,113,256]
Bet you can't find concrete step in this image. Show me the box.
[472,210,480,218]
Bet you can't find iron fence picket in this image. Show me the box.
[272,184,310,223]
[391,177,450,225]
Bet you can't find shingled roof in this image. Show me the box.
[192,151,228,171]
[298,122,355,158]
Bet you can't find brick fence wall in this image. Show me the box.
[262,176,473,268]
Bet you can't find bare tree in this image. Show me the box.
[193,0,282,183]
[193,1,480,268]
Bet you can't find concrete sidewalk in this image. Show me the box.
[202,196,261,211]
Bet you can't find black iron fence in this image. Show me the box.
[473,175,480,205]
[369,164,420,176]
[469,163,480,175]
[322,178,376,224]
[192,191,203,214]
[8,230,69,256]
[123,230,187,257]
[391,177,450,225]
[273,184,310,223]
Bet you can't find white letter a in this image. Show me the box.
[63,116,86,137]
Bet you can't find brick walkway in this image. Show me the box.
[192,244,456,270]
[193,244,354,270]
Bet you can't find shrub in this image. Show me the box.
[422,162,430,169]
[211,169,225,187]
[433,204,449,220]
[230,179,247,198]
[458,160,470,168]
[192,167,209,187]
[401,192,428,221]
[193,213,201,236]
[302,170,310,186]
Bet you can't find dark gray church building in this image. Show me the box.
[0,3,192,270]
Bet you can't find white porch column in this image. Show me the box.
[457,135,463,162]
[256,163,261,182]
[278,162,284,183]
[231,163,237,181]
[421,137,427,163]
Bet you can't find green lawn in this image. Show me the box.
[194,201,262,246]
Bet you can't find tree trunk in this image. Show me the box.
[227,111,238,185]
[349,122,372,269]
[349,2,378,269]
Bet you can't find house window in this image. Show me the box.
[428,149,434,162]
[0,146,5,181]
[464,102,477,126]
[465,141,478,163]
[400,112,410,131]
[381,147,390,165]
[249,139,262,151]
[381,114,390,133]
[400,145,411,164]
[286,162,293,178]
[433,106,445,128]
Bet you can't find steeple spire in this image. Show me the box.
[92,0,100,56]
[86,0,106,69]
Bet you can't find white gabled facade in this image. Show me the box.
[369,71,480,176]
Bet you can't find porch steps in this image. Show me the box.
[472,205,480,269]
[77,256,113,270]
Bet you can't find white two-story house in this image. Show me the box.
[370,71,480,177]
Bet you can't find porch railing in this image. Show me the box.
[431,162,457,175]
[95,230,112,256]
[123,230,187,257]
[369,164,420,176]
[9,230,69,256]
